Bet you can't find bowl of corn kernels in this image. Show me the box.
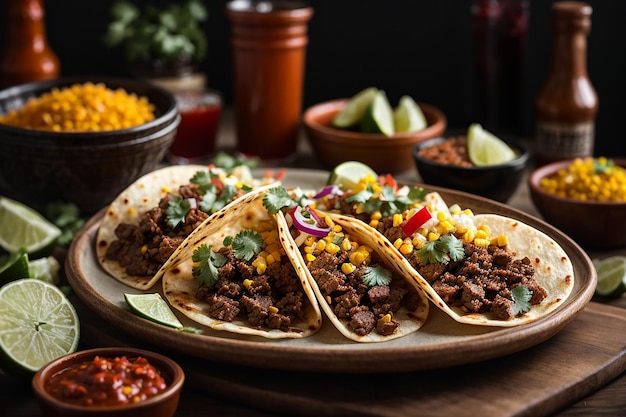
[0,77,179,213]
[528,157,626,249]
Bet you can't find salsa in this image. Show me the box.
[44,355,167,407]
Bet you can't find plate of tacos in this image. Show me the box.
[66,165,596,373]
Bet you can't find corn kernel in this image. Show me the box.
[371,211,382,221]
[268,306,279,314]
[306,253,316,262]
[474,238,490,247]
[393,213,403,227]
[369,219,379,228]
[341,263,356,274]
[140,244,148,255]
[381,313,392,323]
[399,242,413,255]
[325,242,340,254]
[243,278,253,288]
[427,232,440,241]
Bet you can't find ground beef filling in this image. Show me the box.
[407,242,548,320]
[195,248,308,331]
[105,185,210,277]
[306,250,423,337]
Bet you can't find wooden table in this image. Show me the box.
[2,117,626,416]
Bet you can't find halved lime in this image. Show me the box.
[124,292,183,329]
[594,256,626,297]
[0,279,80,378]
[466,123,517,166]
[332,87,379,129]
[393,95,427,133]
[0,197,62,254]
[327,161,378,191]
[360,90,395,136]
[0,250,30,286]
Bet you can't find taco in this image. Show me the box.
[96,164,278,290]
[264,187,430,343]
[311,174,574,327]
[157,189,322,339]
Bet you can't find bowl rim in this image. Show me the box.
[528,157,626,206]
[0,76,178,137]
[32,347,185,412]
[302,98,447,142]
[412,136,529,171]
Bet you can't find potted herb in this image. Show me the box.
[103,0,208,78]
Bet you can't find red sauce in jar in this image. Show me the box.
[44,355,167,407]
[169,92,222,161]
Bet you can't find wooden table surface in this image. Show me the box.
[2,117,626,417]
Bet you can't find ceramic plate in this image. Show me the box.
[65,169,596,373]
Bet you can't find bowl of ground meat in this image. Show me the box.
[412,136,528,202]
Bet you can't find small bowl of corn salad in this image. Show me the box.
[528,157,626,249]
[0,76,179,213]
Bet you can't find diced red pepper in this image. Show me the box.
[401,206,432,237]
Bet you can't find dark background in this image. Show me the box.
[2,0,624,156]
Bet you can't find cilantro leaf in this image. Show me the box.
[439,235,465,262]
[593,158,615,174]
[345,186,374,204]
[511,285,532,316]
[415,234,464,265]
[212,183,237,212]
[230,230,263,262]
[191,244,226,287]
[263,187,297,215]
[362,266,393,287]
[190,170,215,193]
[166,195,191,228]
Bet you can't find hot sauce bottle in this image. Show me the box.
[533,1,598,166]
[0,0,60,88]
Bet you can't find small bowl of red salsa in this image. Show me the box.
[32,347,184,417]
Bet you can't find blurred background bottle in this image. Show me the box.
[0,0,60,88]
[470,0,529,137]
[533,1,597,166]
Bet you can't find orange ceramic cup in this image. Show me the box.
[225,0,313,163]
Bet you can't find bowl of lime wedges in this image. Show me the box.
[303,87,446,174]
[412,124,528,203]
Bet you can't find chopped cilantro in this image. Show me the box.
[213,151,259,173]
[346,184,426,217]
[511,285,532,316]
[212,183,237,212]
[415,234,464,265]
[263,186,297,215]
[229,230,263,262]
[166,195,191,228]
[362,266,393,287]
[191,244,226,287]
[190,170,216,193]
[45,201,85,246]
[593,158,615,174]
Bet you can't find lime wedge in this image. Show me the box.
[124,292,183,329]
[28,256,61,284]
[0,250,30,286]
[393,95,427,133]
[360,90,395,136]
[466,123,517,166]
[327,161,378,191]
[594,256,626,297]
[332,87,379,129]
[0,279,80,377]
[0,197,62,255]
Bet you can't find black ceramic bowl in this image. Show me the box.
[412,137,528,203]
[0,76,179,214]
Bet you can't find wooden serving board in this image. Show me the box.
[77,299,626,417]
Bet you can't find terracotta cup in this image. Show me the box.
[225,0,313,163]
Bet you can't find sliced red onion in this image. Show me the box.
[292,206,331,237]
[313,185,343,199]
